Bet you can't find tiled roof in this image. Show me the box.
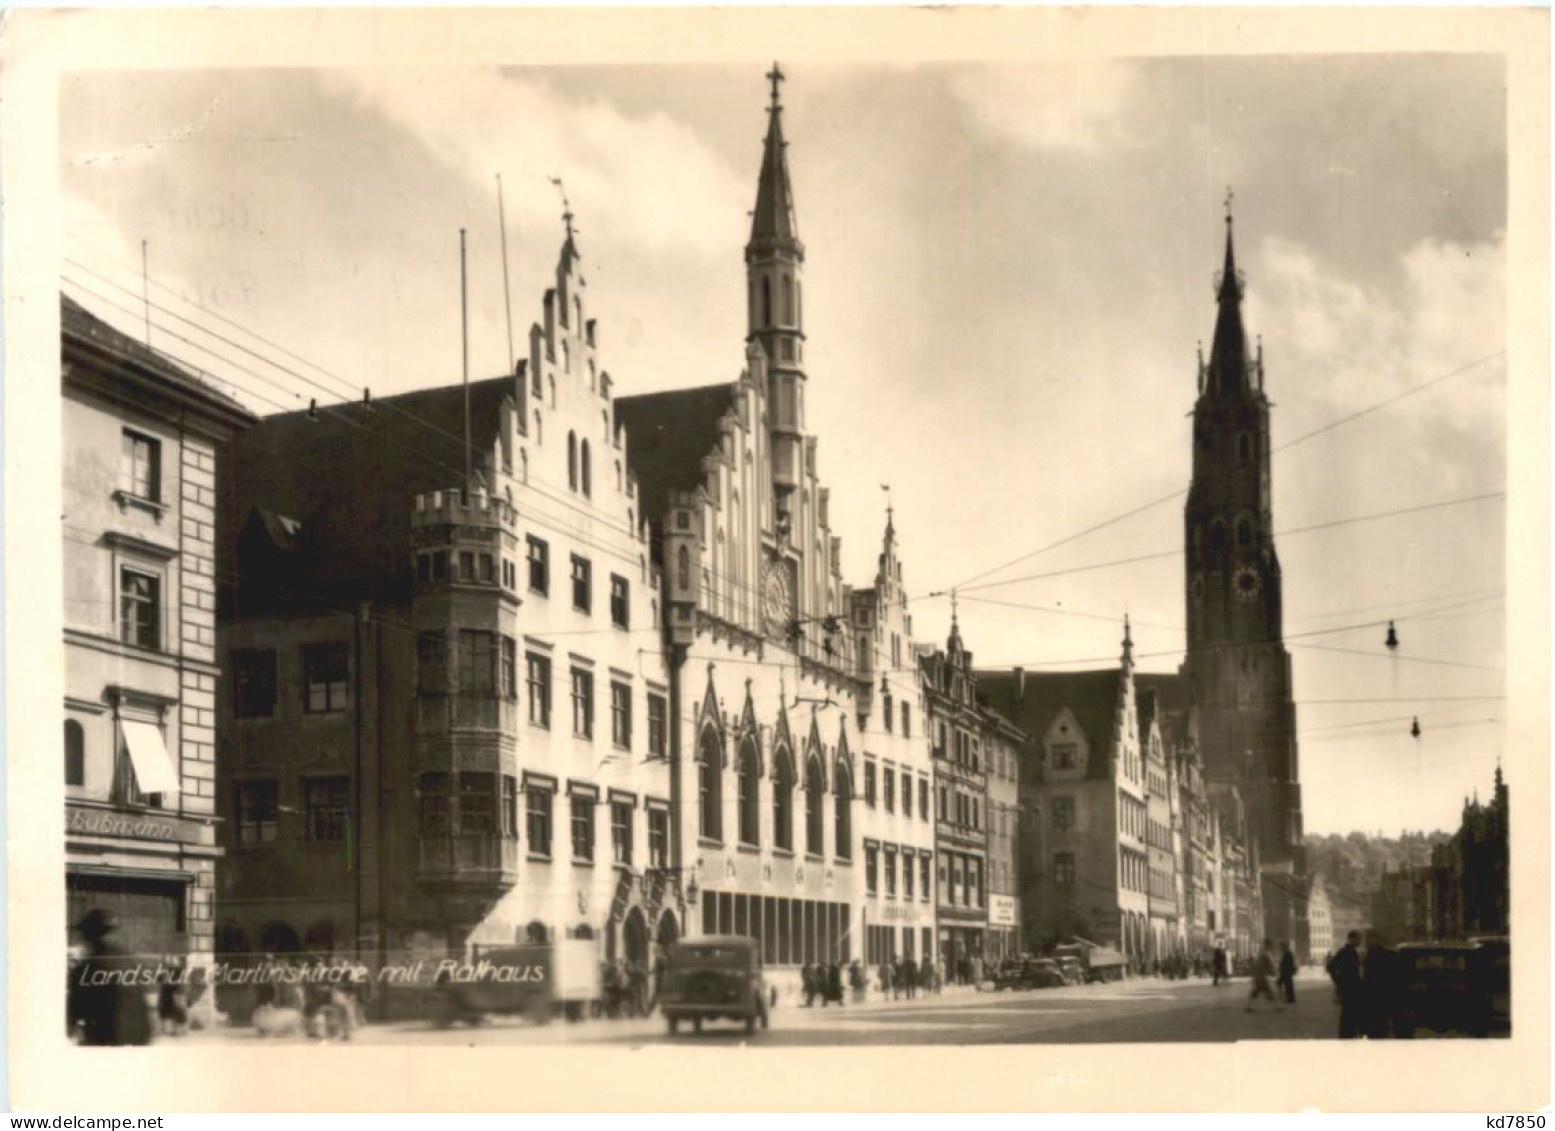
[221,375,517,601]
[615,383,736,522]
[978,668,1124,780]
[62,293,254,421]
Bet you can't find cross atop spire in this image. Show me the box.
[767,62,786,109]
[748,63,801,254]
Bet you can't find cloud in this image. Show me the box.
[949,61,1139,152]
[1253,230,1506,439]
[321,69,748,258]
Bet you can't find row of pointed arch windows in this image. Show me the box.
[756,274,800,330]
[699,729,852,861]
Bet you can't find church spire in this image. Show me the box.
[749,62,801,256]
[1207,188,1251,398]
[1120,614,1135,672]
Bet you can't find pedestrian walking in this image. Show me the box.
[1362,931,1398,1038]
[902,957,918,1000]
[879,959,895,1000]
[801,962,818,1007]
[1277,941,1298,1005]
[67,910,153,1046]
[157,956,190,1036]
[826,961,844,1007]
[1244,938,1278,1013]
[1212,944,1229,986]
[1325,930,1365,1039]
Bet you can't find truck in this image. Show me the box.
[1053,938,1127,983]
[431,938,601,1026]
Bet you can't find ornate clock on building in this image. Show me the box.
[762,559,793,639]
[1233,566,1261,602]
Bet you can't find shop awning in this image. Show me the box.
[120,720,180,798]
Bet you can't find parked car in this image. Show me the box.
[658,935,769,1036]
[992,957,1066,991]
[1468,936,1510,1030]
[1392,942,1494,1038]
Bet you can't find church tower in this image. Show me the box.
[1181,199,1309,952]
[747,63,807,526]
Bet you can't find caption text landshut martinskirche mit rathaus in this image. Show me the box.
[64,65,1387,1035]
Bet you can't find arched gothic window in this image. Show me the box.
[677,545,691,591]
[833,762,852,861]
[762,277,773,328]
[1236,517,1253,548]
[782,275,794,325]
[772,746,794,852]
[805,754,824,856]
[567,431,578,490]
[580,440,592,498]
[737,742,760,847]
[698,728,723,842]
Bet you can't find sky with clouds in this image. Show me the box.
[60,55,1508,836]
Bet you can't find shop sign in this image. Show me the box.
[989,894,1017,927]
[66,803,201,845]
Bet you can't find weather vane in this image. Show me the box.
[548,175,576,241]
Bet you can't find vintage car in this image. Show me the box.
[992,957,1066,991]
[658,935,769,1036]
[1391,942,1495,1038]
[1468,936,1511,1030]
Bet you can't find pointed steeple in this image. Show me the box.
[1120,614,1135,672]
[1207,188,1250,398]
[749,63,801,256]
[947,590,963,654]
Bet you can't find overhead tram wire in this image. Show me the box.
[69,251,657,546]
[61,270,639,557]
[958,588,1505,645]
[930,490,1506,598]
[941,349,1507,595]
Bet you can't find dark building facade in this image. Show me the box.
[1180,211,1309,957]
[1373,767,1509,944]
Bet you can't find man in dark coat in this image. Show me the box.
[1325,930,1365,1038]
[1277,941,1298,1005]
[68,910,153,1046]
[1212,944,1229,986]
[1362,931,1398,1038]
[825,962,844,1007]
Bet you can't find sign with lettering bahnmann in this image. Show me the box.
[66,803,207,845]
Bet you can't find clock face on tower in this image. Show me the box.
[762,560,794,639]
[1233,566,1261,603]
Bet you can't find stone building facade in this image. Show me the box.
[216,229,675,979]
[851,517,938,970]
[63,294,254,990]
[615,69,938,1002]
[921,616,991,982]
